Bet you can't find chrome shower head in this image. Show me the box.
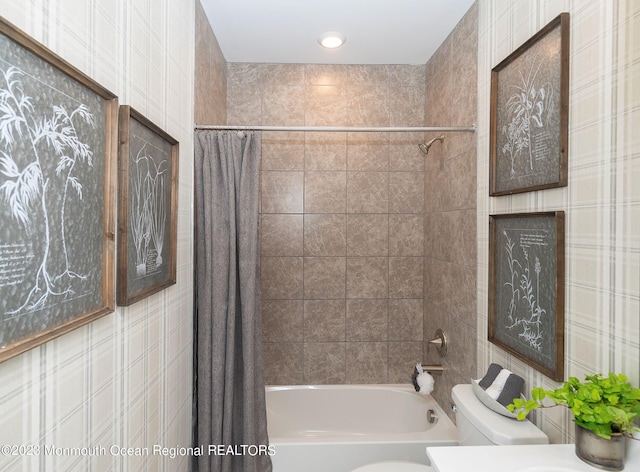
[418,134,445,154]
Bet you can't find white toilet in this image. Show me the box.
[351,383,549,472]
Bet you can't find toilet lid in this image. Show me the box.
[350,461,432,472]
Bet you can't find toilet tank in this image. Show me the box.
[452,384,549,446]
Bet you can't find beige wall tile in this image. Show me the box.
[304,171,347,213]
[347,172,389,213]
[261,131,305,170]
[389,257,424,298]
[390,172,425,213]
[390,87,426,127]
[305,85,347,126]
[446,150,477,210]
[346,132,389,171]
[346,342,388,383]
[347,214,389,256]
[449,264,476,319]
[389,132,425,171]
[388,342,423,383]
[389,215,424,256]
[450,210,476,266]
[390,64,426,87]
[263,300,303,342]
[263,84,305,126]
[424,210,454,261]
[194,0,226,125]
[306,64,348,86]
[261,257,303,299]
[303,300,346,341]
[347,85,389,126]
[303,257,346,299]
[261,214,303,256]
[227,62,263,86]
[389,299,424,340]
[424,258,453,313]
[261,171,304,213]
[226,83,262,125]
[304,343,346,384]
[347,65,390,86]
[305,132,347,170]
[347,257,389,298]
[264,343,304,385]
[263,63,305,85]
[346,299,389,341]
[304,214,346,256]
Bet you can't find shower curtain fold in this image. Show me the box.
[194,130,272,472]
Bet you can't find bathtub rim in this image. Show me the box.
[266,383,458,445]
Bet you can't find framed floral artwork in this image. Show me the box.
[488,212,565,381]
[117,106,178,306]
[490,13,570,196]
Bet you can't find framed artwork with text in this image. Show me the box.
[490,13,570,196]
[489,212,565,381]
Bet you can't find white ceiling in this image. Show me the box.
[200,0,476,65]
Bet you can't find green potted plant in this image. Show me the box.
[508,373,640,471]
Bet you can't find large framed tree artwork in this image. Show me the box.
[0,17,117,362]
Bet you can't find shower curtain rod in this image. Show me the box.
[194,124,476,133]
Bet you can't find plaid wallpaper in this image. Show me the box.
[0,0,195,470]
[477,0,639,444]
[0,0,637,467]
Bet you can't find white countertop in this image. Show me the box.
[427,443,640,472]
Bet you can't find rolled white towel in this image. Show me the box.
[416,372,434,395]
[485,368,512,400]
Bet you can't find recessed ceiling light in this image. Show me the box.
[318,31,346,49]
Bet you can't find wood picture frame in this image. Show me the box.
[117,106,178,306]
[489,12,570,196]
[488,212,565,381]
[0,17,117,362]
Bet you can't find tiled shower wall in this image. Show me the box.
[194,0,226,125]
[226,63,430,384]
[423,3,478,415]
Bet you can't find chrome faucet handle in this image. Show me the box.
[429,328,448,357]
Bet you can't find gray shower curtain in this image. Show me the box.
[194,130,272,472]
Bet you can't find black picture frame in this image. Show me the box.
[490,13,570,196]
[488,212,565,381]
[0,17,117,362]
[117,105,178,306]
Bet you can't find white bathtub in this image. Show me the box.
[266,384,458,472]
